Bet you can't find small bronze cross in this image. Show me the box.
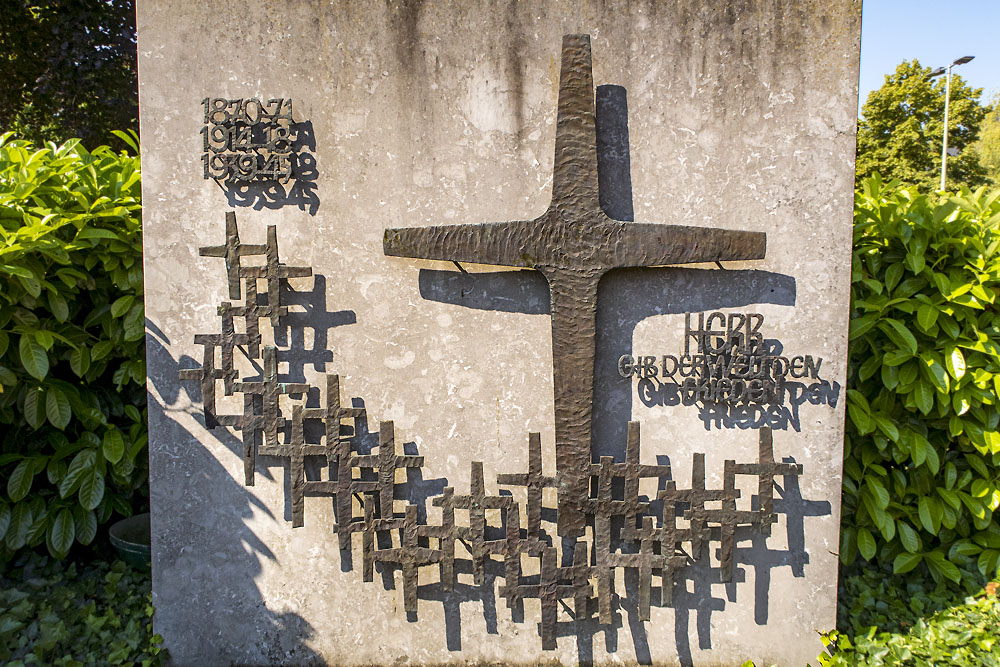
[384,34,766,536]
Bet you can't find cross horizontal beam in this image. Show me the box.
[383,34,765,537]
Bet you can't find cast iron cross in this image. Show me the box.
[384,34,766,537]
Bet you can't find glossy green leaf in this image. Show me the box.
[103,429,125,465]
[916,304,938,330]
[47,292,69,322]
[881,319,918,355]
[23,387,45,429]
[110,294,133,317]
[926,551,961,583]
[848,403,872,433]
[911,434,927,466]
[6,459,35,502]
[840,526,857,566]
[944,462,957,490]
[49,508,75,557]
[913,381,934,415]
[898,521,921,553]
[938,314,960,338]
[59,449,96,498]
[945,346,966,380]
[918,497,935,532]
[884,349,912,366]
[69,346,91,377]
[18,335,48,380]
[885,262,904,292]
[72,507,97,545]
[948,540,981,558]
[932,272,951,295]
[6,503,32,550]
[866,477,890,509]
[923,439,940,474]
[920,355,950,393]
[33,330,53,351]
[45,385,71,429]
[892,551,922,574]
[857,528,877,560]
[849,314,879,340]
[880,363,899,389]
[78,227,120,241]
[904,250,925,274]
[978,549,1000,576]
[91,340,113,361]
[78,470,105,511]
[18,273,41,297]
[873,415,899,442]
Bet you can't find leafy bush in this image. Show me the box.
[819,565,999,666]
[0,553,163,665]
[0,133,146,559]
[844,175,1000,581]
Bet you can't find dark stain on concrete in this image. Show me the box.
[386,0,423,75]
[504,1,526,143]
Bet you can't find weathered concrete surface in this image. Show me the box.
[138,1,861,664]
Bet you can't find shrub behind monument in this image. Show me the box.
[845,175,1000,580]
[0,133,146,560]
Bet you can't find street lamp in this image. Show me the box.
[930,56,975,190]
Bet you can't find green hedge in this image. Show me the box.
[844,176,1000,581]
[819,565,999,666]
[0,554,164,665]
[0,133,147,560]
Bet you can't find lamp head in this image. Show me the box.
[954,56,974,66]
[929,67,946,77]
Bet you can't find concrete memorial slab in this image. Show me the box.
[137,1,861,664]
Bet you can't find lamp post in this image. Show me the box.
[930,56,974,190]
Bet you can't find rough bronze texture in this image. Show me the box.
[182,214,797,650]
[383,35,766,537]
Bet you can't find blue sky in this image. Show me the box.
[860,0,1000,109]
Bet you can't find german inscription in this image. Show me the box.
[619,311,826,406]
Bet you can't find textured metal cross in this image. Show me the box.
[384,34,766,536]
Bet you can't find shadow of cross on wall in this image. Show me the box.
[383,33,767,537]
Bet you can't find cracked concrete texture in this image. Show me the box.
[138,1,861,664]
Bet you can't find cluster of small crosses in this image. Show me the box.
[181,214,804,650]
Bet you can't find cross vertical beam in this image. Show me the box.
[384,34,766,537]
[551,34,599,210]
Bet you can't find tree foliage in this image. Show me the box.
[844,176,1000,581]
[857,60,989,191]
[974,93,1000,186]
[0,1,137,148]
[0,133,146,560]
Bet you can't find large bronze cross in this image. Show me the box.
[384,34,766,537]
